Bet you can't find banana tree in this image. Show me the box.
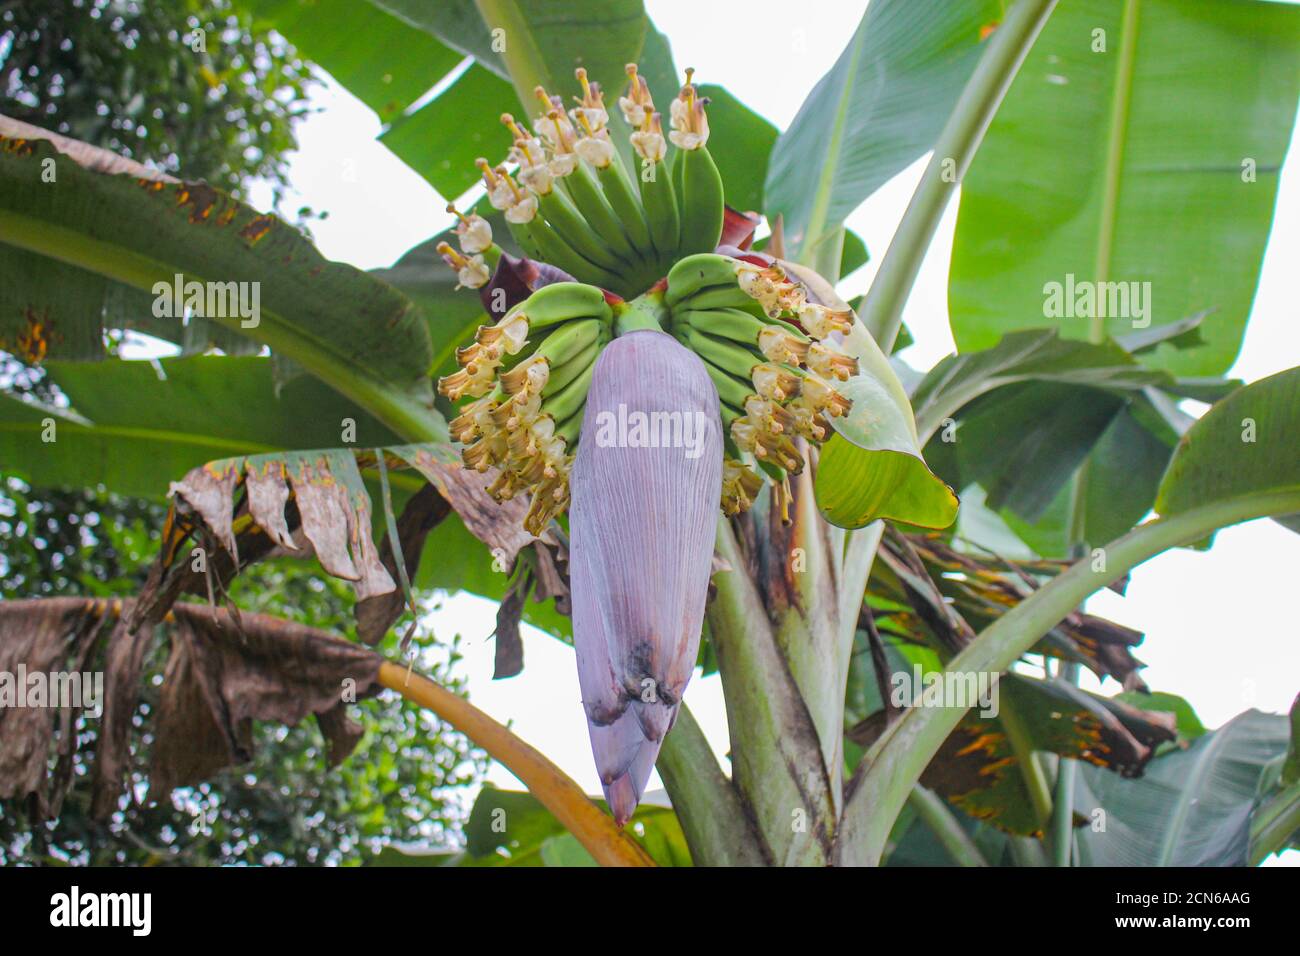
[2,0,1299,867]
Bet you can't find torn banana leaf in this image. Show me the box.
[849,673,1178,836]
[0,119,435,421]
[0,597,383,821]
[134,442,540,643]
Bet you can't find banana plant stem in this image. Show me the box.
[614,291,668,336]
[378,662,655,867]
[907,785,990,867]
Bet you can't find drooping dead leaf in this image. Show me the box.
[90,616,156,819]
[168,460,242,564]
[531,530,571,617]
[870,531,1150,689]
[490,570,529,680]
[0,598,105,818]
[849,673,1178,835]
[356,482,451,645]
[149,602,383,796]
[396,445,535,565]
[0,597,382,821]
[135,443,539,642]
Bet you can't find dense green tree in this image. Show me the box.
[1,0,313,202]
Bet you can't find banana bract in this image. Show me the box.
[569,331,722,823]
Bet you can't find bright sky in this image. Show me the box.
[236,0,1300,862]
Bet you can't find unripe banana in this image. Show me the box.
[679,286,767,316]
[545,353,598,422]
[509,218,623,290]
[696,356,756,411]
[538,188,628,273]
[554,405,586,446]
[594,159,654,259]
[683,326,761,381]
[638,158,680,263]
[505,219,546,261]
[665,253,739,306]
[544,335,602,397]
[564,163,642,264]
[676,307,769,347]
[531,316,603,365]
[510,282,612,331]
[676,145,725,257]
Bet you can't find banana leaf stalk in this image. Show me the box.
[569,329,723,823]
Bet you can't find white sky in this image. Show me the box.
[237,0,1299,862]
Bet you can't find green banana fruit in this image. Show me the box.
[683,326,761,381]
[555,405,586,445]
[638,158,680,263]
[677,307,767,346]
[680,286,767,316]
[545,356,597,422]
[564,163,641,264]
[510,282,612,331]
[511,217,623,290]
[594,159,654,260]
[679,307,810,347]
[665,252,738,306]
[544,335,602,397]
[676,145,725,258]
[530,315,603,362]
[538,188,628,273]
[505,219,546,262]
[697,356,756,411]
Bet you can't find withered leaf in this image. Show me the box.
[0,597,383,821]
[149,603,384,798]
[0,598,106,818]
[169,460,241,562]
[491,570,530,680]
[89,617,156,819]
[355,482,451,645]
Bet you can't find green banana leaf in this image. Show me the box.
[910,327,1172,442]
[765,0,1003,261]
[1074,709,1291,866]
[1157,366,1300,524]
[949,0,1300,376]
[362,0,679,182]
[911,326,1246,554]
[248,0,518,200]
[993,401,1182,553]
[0,122,440,438]
[0,357,400,500]
[250,0,466,123]
[452,786,691,867]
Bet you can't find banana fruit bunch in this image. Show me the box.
[437,282,613,535]
[469,65,724,298]
[665,253,861,517]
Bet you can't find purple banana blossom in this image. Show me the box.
[569,329,723,824]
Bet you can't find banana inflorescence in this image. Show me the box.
[434,65,725,299]
[438,282,613,535]
[665,253,860,518]
[431,64,873,827]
